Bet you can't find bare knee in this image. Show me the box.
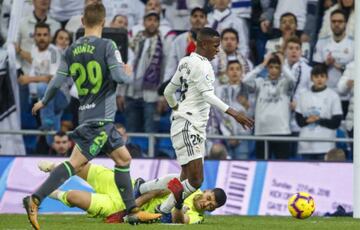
[66,191,78,205]
[111,146,132,166]
[188,174,203,189]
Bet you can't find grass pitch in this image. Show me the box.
[1,215,360,230]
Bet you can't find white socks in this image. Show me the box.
[159,179,197,213]
[139,174,179,194]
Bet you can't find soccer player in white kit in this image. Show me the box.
[159,27,254,221]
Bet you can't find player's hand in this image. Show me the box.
[325,53,335,66]
[32,101,45,115]
[347,79,354,89]
[226,108,254,130]
[167,178,184,209]
[290,100,296,111]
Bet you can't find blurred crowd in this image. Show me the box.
[0,0,356,161]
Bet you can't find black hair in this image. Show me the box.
[220,28,239,43]
[52,28,72,45]
[55,131,67,137]
[311,64,328,77]
[227,60,242,69]
[268,53,281,66]
[191,7,207,16]
[280,12,297,25]
[196,27,220,42]
[331,9,348,22]
[34,22,50,33]
[213,188,227,208]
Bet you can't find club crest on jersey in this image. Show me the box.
[178,62,191,75]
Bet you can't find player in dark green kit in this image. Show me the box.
[23,3,161,229]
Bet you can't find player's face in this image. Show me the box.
[190,11,207,30]
[144,16,160,35]
[33,0,50,11]
[221,32,238,54]
[226,63,242,84]
[285,42,301,64]
[311,74,327,89]
[280,15,297,34]
[204,36,220,60]
[111,15,128,29]
[35,27,51,51]
[194,191,218,212]
[55,30,70,50]
[331,13,346,36]
[52,136,71,155]
[268,63,281,80]
[146,0,161,14]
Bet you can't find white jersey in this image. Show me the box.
[313,35,354,97]
[169,52,216,135]
[296,87,343,154]
[29,44,60,95]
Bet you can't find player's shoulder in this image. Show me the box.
[317,35,331,43]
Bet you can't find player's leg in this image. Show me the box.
[23,146,88,230]
[38,160,91,181]
[158,159,202,214]
[137,174,179,196]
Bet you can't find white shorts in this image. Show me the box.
[170,117,205,165]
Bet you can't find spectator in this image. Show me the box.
[110,14,128,29]
[50,131,72,157]
[260,0,318,44]
[243,53,295,159]
[216,60,254,160]
[164,7,207,82]
[17,22,70,145]
[337,61,354,158]
[284,36,312,156]
[16,0,61,75]
[49,0,84,27]
[207,0,249,57]
[130,0,172,40]
[265,13,310,60]
[318,0,354,38]
[324,148,346,161]
[162,0,204,31]
[313,9,354,115]
[124,11,166,133]
[52,28,72,53]
[296,65,343,160]
[213,28,253,85]
[231,0,252,20]
[208,143,228,160]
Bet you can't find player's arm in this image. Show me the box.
[172,208,190,224]
[135,189,169,207]
[32,56,68,115]
[198,78,254,129]
[106,40,132,84]
[163,64,182,110]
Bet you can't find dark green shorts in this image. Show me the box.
[69,121,124,160]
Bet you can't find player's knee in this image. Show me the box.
[189,176,203,189]
[113,155,132,167]
[66,191,78,205]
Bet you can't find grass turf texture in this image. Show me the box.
[1,215,360,230]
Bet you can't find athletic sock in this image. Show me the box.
[33,161,75,203]
[159,179,196,213]
[114,165,136,213]
[139,174,179,195]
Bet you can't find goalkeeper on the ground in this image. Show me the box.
[38,161,227,224]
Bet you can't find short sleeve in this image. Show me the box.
[186,210,204,224]
[331,92,343,116]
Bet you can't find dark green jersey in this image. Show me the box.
[42,36,131,124]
